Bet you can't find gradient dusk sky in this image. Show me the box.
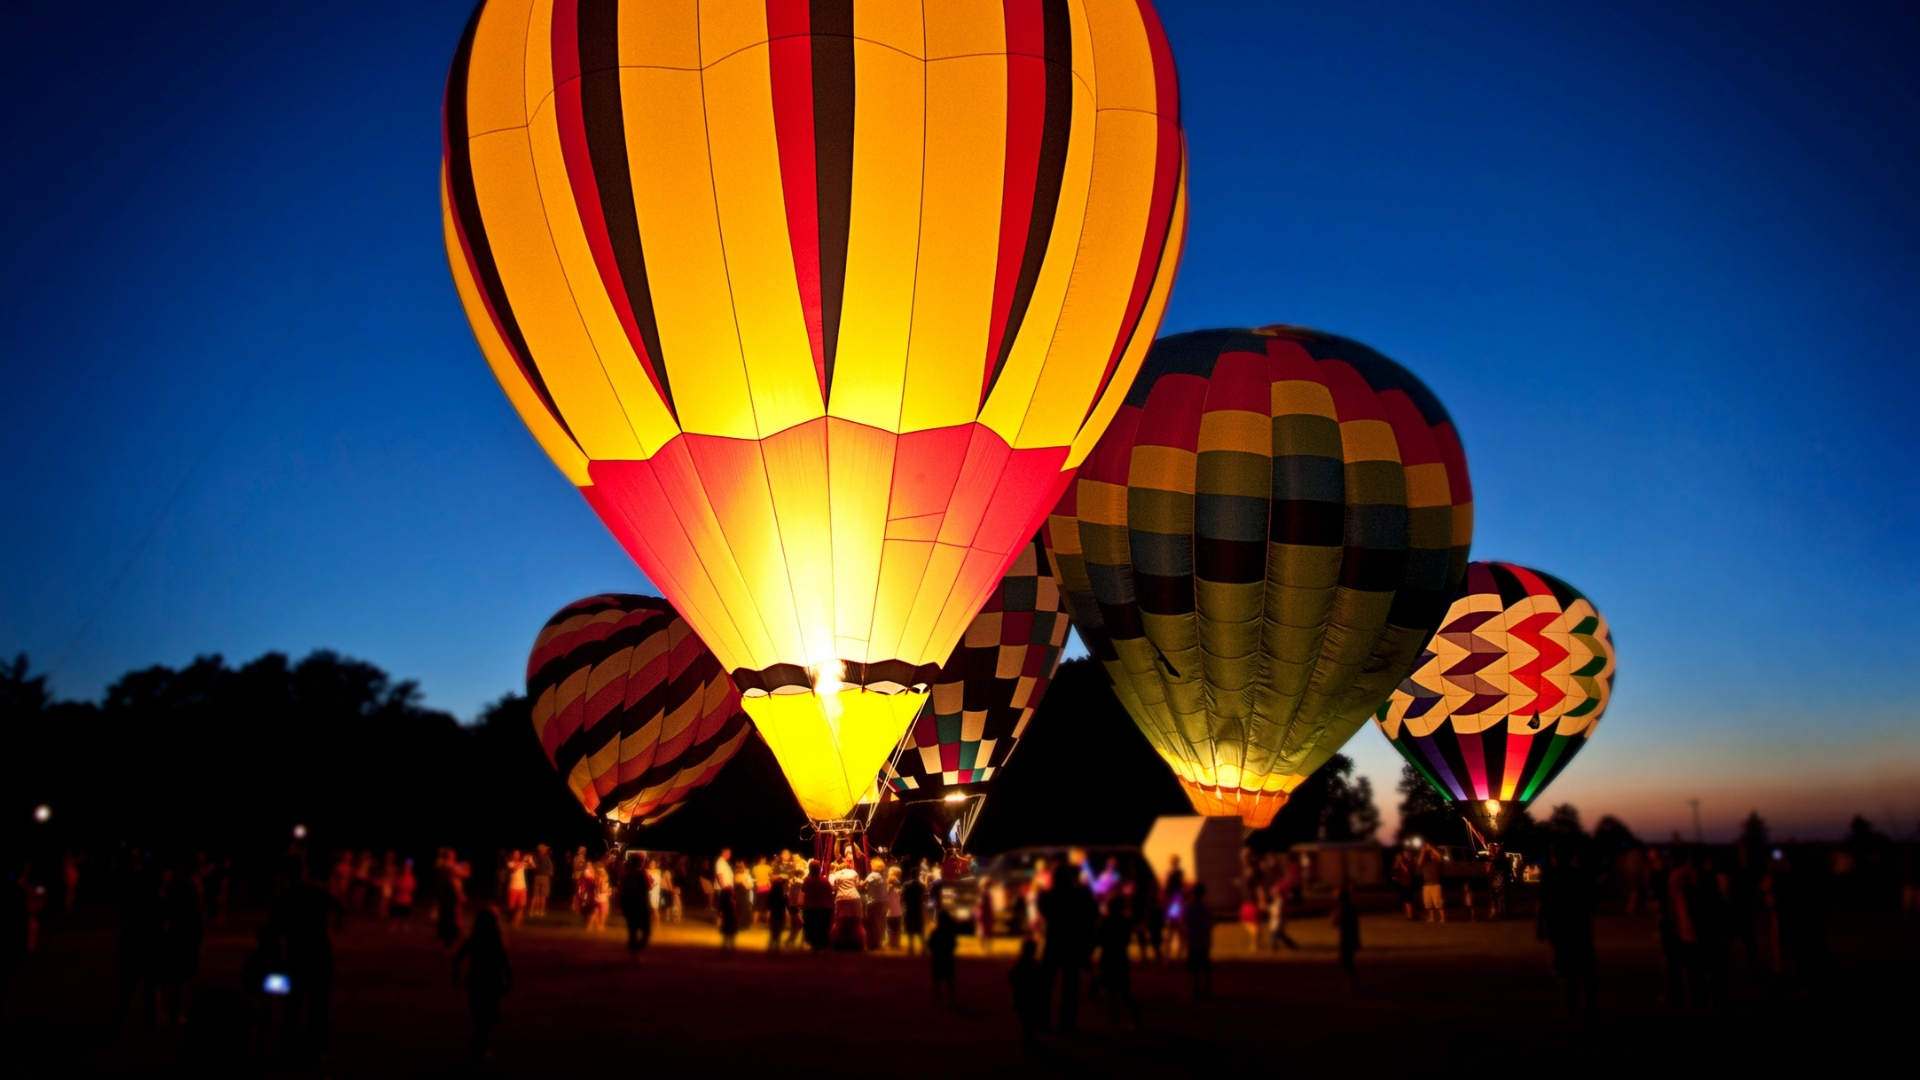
[3,2,1914,842]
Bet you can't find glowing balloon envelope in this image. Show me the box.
[528,594,751,825]
[445,0,1186,819]
[1374,562,1615,836]
[1045,327,1474,827]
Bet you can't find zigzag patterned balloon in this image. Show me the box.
[1375,561,1615,835]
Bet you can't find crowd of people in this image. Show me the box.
[3,828,1909,1065]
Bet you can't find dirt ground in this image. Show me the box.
[6,903,1914,1078]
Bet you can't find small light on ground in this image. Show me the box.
[33,804,52,823]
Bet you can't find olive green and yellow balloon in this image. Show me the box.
[1044,327,1473,827]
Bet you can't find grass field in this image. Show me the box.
[6,903,1913,1077]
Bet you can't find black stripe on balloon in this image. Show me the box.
[444,4,574,441]
[1269,499,1344,547]
[1488,563,1532,609]
[1133,572,1193,616]
[1194,536,1265,585]
[577,0,674,417]
[603,699,751,810]
[1339,546,1407,592]
[986,0,1074,398]
[811,0,855,395]
[549,645,715,779]
[1093,600,1144,644]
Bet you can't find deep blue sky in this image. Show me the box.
[3,2,1914,839]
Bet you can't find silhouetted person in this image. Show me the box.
[161,864,205,1024]
[1185,882,1214,1000]
[239,922,284,1056]
[929,909,959,1004]
[1769,851,1825,995]
[267,855,345,1061]
[1537,847,1598,1017]
[901,861,927,955]
[1096,905,1140,1030]
[1651,847,1682,1005]
[766,863,789,951]
[1688,853,1732,1006]
[1486,844,1511,920]
[453,907,513,1059]
[619,856,652,958]
[114,861,165,1030]
[1131,863,1163,965]
[1039,863,1096,1029]
[1009,938,1049,1049]
[1331,884,1361,991]
[801,860,833,950]
[0,859,30,1022]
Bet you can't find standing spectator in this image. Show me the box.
[1266,857,1298,951]
[1,858,32,1024]
[1419,844,1446,923]
[734,857,755,940]
[929,909,959,1004]
[1393,844,1419,920]
[829,857,865,950]
[1008,939,1049,1048]
[1666,848,1703,1007]
[503,850,533,927]
[434,848,465,947]
[976,877,997,955]
[864,857,891,951]
[886,864,905,950]
[585,859,611,933]
[1486,844,1511,921]
[1537,847,1597,1016]
[752,856,773,926]
[713,849,737,949]
[1768,849,1825,993]
[114,860,165,1030]
[1131,863,1163,966]
[61,852,82,917]
[1162,855,1187,960]
[452,907,513,1060]
[619,855,652,957]
[801,860,833,951]
[1618,845,1651,916]
[161,863,205,1025]
[268,855,345,1062]
[1039,857,1097,1030]
[1238,890,1262,950]
[1331,883,1361,992]
[569,846,590,918]
[766,861,789,952]
[390,859,416,932]
[327,852,354,907]
[1096,902,1140,1031]
[374,852,397,918]
[1184,882,1214,1000]
[901,859,928,955]
[529,845,553,918]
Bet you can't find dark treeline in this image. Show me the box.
[0,651,598,875]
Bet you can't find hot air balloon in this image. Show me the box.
[1044,327,1474,828]
[528,594,752,826]
[1374,562,1614,838]
[878,532,1070,848]
[444,0,1186,822]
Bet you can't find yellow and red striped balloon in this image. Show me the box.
[445,0,1185,819]
[528,594,752,825]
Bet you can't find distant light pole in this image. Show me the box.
[1689,799,1703,844]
